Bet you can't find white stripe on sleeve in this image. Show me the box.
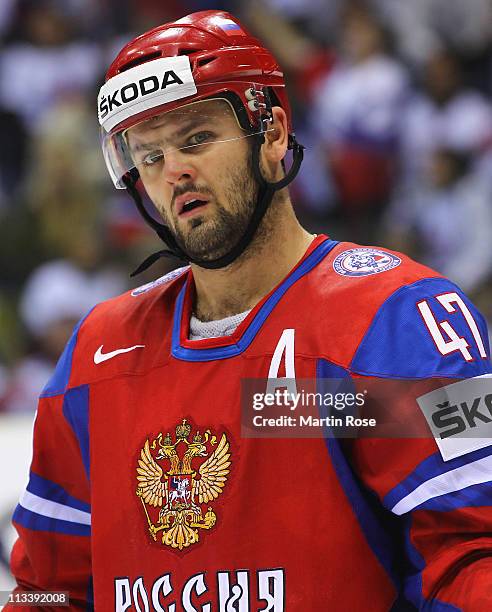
[19,490,91,525]
[391,454,492,515]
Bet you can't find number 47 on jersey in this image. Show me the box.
[418,292,488,362]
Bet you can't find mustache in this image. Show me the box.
[171,183,214,208]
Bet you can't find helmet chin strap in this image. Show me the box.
[123,134,304,277]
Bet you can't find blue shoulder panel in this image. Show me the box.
[351,278,491,379]
[63,385,91,479]
[41,308,94,398]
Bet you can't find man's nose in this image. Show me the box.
[162,147,198,183]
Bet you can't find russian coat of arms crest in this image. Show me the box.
[136,419,231,550]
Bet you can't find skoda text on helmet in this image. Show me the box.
[98,10,304,273]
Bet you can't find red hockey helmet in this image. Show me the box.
[99,10,293,189]
[98,10,304,272]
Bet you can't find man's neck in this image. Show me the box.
[190,200,315,322]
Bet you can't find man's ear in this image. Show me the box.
[260,106,289,176]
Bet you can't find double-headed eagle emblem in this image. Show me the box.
[136,419,231,550]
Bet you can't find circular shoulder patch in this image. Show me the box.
[131,266,189,296]
[333,248,401,277]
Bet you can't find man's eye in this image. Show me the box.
[141,151,164,166]
[187,131,214,146]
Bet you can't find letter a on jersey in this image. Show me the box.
[267,329,297,397]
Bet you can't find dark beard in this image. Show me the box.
[167,153,259,262]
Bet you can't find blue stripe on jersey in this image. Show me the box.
[351,278,491,379]
[401,519,461,611]
[86,576,94,611]
[383,445,492,512]
[172,239,338,361]
[27,472,90,513]
[401,515,425,609]
[41,308,94,398]
[12,504,91,536]
[317,359,404,595]
[424,601,462,612]
[389,597,419,611]
[63,385,91,479]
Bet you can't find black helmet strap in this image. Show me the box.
[123,133,304,276]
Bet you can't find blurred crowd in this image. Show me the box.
[1,0,492,414]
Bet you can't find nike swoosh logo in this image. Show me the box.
[93,344,145,364]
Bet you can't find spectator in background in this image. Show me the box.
[0,107,28,210]
[311,4,408,241]
[398,49,492,188]
[243,0,337,224]
[0,0,17,38]
[3,256,127,414]
[26,89,108,254]
[24,87,163,280]
[471,276,492,347]
[372,0,492,75]
[0,359,8,412]
[1,78,129,413]
[0,0,100,129]
[249,0,342,45]
[384,147,492,294]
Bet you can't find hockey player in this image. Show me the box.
[7,10,492,611]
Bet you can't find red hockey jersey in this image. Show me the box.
[8,236,492,611]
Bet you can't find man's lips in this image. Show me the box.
[174,192,210,217]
